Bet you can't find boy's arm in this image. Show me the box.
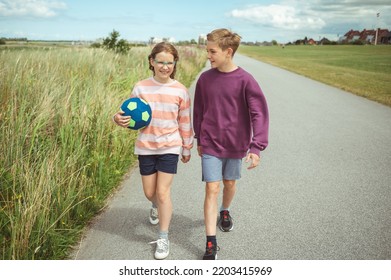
[193,80,203,147]
[246,80,269,156]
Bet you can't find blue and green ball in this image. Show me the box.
[120,97,152,130]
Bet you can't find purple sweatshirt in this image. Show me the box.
[193,67,269,158]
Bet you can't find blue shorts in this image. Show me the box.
[138,154,179,175]
[201,154,242,182]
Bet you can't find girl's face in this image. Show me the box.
[150,51,176,83]
[206,41,231,70]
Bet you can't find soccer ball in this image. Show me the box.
[120,97,152,130]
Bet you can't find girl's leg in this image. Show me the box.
[204,181,220,236]
[141,173,158,206]
[155,171,175,232]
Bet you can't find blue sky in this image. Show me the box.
[1,0,390,43]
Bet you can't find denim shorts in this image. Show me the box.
[201,154,242,182]
[138,154,179,175]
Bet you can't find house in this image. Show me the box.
[376,29,391,44]
[340,28,390,44]
[359,29,375,43]
[149,37,163,44]
[198,34,207,45]
[319,37,331,45]
[383,31,391,44]
[342,29,361,43]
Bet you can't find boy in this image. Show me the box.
[193,28,269,260]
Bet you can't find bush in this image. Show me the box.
[102,30,130,54]
[90,42,101,48]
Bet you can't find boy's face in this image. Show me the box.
[206,41,232,69]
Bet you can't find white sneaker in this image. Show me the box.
[149,238,169,260]
[149,207,159,225]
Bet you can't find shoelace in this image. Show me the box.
[149,238,168,250]
[205,241,220,254]
[150,208,158,219]
[221,210,231,222]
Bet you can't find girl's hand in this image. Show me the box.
[113,110,131,128]
[181,155,191,163]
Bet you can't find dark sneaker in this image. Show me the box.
[218,210,234,232]
[202,241,219,260]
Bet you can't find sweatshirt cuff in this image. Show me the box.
[249,147,261,157]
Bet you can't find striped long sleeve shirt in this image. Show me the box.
[131,77,194,156]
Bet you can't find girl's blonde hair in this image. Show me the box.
[148,42,179,79]
[207,28,242,56]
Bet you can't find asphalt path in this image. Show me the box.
[71,53,391,260]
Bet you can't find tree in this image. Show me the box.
[102,30,130,54]
[115,39,130,54]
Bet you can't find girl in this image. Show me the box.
[113,42,193,259]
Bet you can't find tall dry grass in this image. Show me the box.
[0,45,207,259]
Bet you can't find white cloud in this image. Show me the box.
[0,0,66,18]
[230,1,391,33]
[230,4,326,30]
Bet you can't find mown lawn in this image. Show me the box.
[239,45,391,107]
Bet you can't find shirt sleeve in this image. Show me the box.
[246,78,269,155]
[193,78,203,146]
[178,89,194,156]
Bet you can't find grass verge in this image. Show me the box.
[239,45,391,107]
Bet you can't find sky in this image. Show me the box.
[1,0,390,43]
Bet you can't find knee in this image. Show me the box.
[223,180,236,189]
[206,182,220,197]
[144,189,156,201]
[156,189,171,204]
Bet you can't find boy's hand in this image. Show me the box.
[113,110,131,128]
[197,146,202,157]
[245,153,260,170]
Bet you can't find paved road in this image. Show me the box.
[71,54,391,260]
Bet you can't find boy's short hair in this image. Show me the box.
[206,28,242,56]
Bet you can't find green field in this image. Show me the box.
[238,45,391,107]
[0,45,207,259]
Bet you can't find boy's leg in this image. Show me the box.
[222,179,236,210]
[218,179,236,232]
[203,181,220,260]
[204,181,220,235]
[201,154,222,259]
